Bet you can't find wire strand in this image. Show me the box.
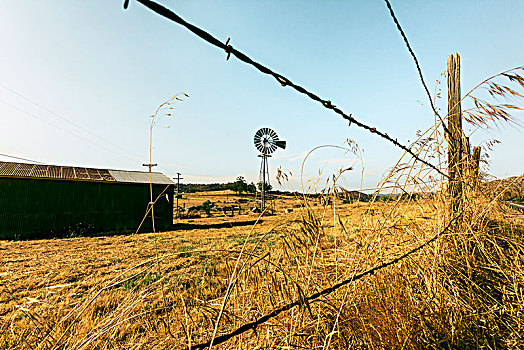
[131,0,448,179]
[0,98,143,164]
[0,153,44,164]
[383,0,450,136]
[0,82,144,161]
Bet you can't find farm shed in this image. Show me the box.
[0,161,174,239]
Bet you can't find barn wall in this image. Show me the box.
[0,178,173,240]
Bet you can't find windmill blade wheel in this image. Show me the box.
[253,127,282,155]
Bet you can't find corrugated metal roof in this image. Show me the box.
[32,165,48,178]
[62,166,74,179]
[0,161,174,185]
[108,170,174,185]
[48,165,61,178]
[74,167,90,180]
[87,168,102,180]
[0,162,19,176]
[16,163,35,177]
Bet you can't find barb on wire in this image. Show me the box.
[224,37,233,60]
[182,217,457,350]
[383,0,450,137]
[126,0,448,179]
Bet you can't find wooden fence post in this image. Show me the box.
[448,53,462,214]
[471,146,481,183]
[463,136,471,160]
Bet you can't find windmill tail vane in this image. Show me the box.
[275,140,287,149]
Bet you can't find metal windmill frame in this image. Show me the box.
[253,127,286,211]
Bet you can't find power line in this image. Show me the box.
[0,153,44,164]
[0,82,144,161]
[383,0,450,136]
[127,0,448,179]
[0,98,143,164]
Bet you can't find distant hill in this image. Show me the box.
[340,189,371,202]
[486,175,524,201]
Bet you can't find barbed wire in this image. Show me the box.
[127,0,447,179]
[183,216,457,349]
[383,0,450,136]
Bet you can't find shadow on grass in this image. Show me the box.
[3,220,264,241]
[171,220,263,231]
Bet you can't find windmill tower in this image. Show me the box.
[253,127,286,211]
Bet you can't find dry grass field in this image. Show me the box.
[1,189,523,349]
[173,190,304,218]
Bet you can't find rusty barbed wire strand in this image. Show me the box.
[127,0,448,179]
[182,216,457,349]
[383,0,450,136]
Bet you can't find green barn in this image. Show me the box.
[0,161,174,240]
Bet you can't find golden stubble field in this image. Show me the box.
[1,190,522,349]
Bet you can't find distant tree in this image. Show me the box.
[231,176,248,194]
[201,200,214,216]
[246,182,257,194]
[257,181,272,193]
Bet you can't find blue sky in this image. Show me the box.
[1,1,523,192]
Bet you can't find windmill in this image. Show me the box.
[254,127,286,211]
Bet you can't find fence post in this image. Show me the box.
[447,53,462,215]
[471,146,481,183]
[463,136,471,159]
[462,136,471,181]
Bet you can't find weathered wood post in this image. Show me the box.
[448,53,463,215]
[463,137,471,162]
[471,146,481,184]
[462,136,471,181]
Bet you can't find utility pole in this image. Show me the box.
[174,172,183,218]
[143,163,158,232]
[143,163,158,171]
